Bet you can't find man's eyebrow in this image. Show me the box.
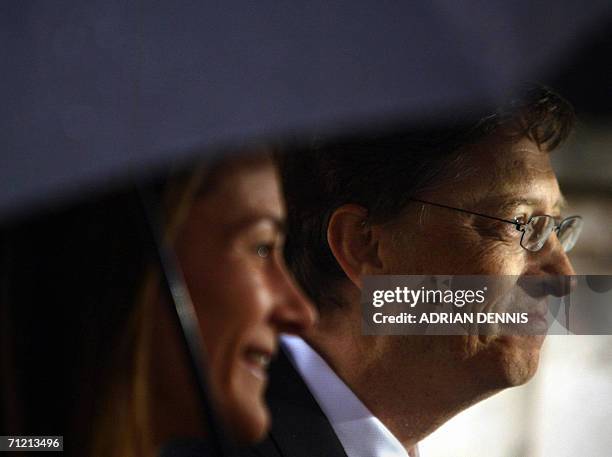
[477,195,567,212]
[555,194,568,211]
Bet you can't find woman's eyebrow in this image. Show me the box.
[227,215,286,235]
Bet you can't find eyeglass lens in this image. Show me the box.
[520,216,583,253]
[558,216,583,252]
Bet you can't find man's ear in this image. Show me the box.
[327,204,383,289]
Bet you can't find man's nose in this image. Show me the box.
[533,233,577,296]
[270,264,318,334]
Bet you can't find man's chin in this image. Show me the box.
[485,334,545,387]
[463,334,545,389]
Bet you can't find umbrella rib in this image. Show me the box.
[136,182,233,456]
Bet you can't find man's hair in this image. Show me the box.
[278,84,575,311]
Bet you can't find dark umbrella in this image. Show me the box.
[2,0,611,222]
[1,2,611,456]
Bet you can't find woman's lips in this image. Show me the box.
[243,346,274,381]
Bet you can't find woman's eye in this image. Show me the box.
[256,244,272,258]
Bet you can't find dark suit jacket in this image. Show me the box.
[159,350,348,457]
[238,349,348,457]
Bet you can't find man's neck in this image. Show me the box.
[304,309,501,451]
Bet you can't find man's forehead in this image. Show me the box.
[442,137,564,209]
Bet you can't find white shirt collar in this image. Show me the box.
[281,335,410,457]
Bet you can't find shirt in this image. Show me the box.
[282,335,419,457]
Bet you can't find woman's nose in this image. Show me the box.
[270,263,318,335]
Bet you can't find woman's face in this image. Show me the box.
[173,155,316,442]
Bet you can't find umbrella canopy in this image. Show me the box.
[2,0,611,222]
[2,4,612,455]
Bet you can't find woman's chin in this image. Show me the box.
[223,394,270,445]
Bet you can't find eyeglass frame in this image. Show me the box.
[409,198,582,252]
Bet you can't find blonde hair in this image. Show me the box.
[91,165,209,457]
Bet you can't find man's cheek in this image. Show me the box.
[466,242,523,275]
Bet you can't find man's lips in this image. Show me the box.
[508,307,549,335]
[523,298,549,331]
[526,310,549,327]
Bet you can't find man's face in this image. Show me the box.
[375,134,576,388]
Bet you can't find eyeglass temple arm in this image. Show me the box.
[409,198,523,228]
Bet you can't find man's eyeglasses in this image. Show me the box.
[410,198,583,253]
